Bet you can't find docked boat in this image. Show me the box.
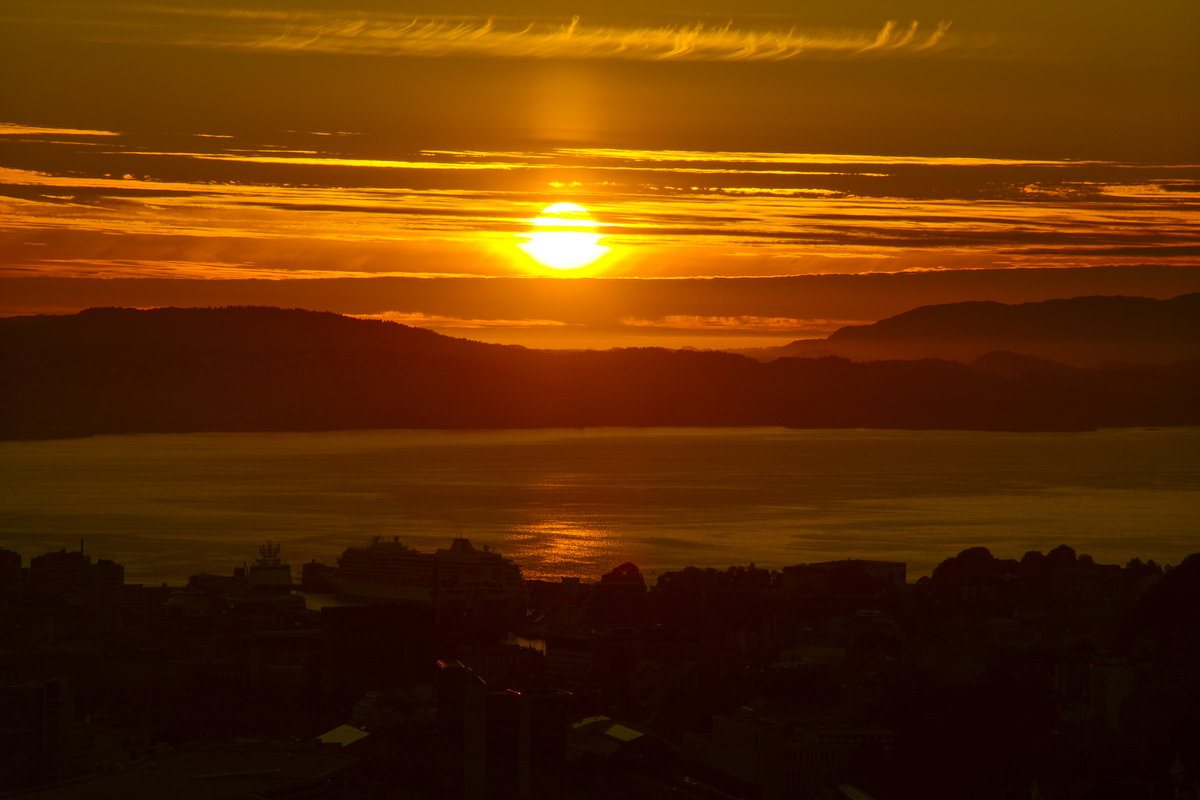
[328,536,525,605]
[181,542,299,610]
[243,541,293,594]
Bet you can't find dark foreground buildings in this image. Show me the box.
[1,544,1198,799]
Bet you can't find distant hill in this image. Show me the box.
[736,294,1200,366]
[2,305,1198,439]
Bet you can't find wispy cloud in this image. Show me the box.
[0,123,119,137]
[356,312,568,329]
[555,147,1117,169]
[16,258,423,281]
[857,20,953,54]
[2,141,1197,284]
[126,151,525,171]
[620,315,865,335]
[96,8,968,62]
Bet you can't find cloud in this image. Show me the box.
[555,147,1115,169]
[355,311,568,329]
[126,151,524,171]
[0,123,120,137]
[2,140,1196,284]
[619,315,864,335]
[12,258,414,281]
[108,8,968,62]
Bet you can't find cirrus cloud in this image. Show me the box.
[86,7,968,62]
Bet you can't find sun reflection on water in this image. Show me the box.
[505,517,635,581]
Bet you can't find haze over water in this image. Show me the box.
[2,427,1196,585]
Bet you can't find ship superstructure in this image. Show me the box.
[330,536,523,601]
[328,536,527,634]
[244,541,293,593]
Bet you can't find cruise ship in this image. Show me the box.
[328,536,526,613]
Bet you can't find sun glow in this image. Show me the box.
[517,202,611,271]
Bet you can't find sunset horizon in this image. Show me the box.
[2,3,1198,797]
[3,1,1197,349]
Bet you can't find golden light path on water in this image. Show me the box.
[0,428,1197,585]
[509,518,629,580]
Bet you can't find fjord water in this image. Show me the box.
[1,427,1196,585]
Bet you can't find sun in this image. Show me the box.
[517,202,611,271]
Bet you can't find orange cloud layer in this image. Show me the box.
[356,311,569,329]
[2,143,1197,287]
[144,9,966,62]
[619,315,866,334]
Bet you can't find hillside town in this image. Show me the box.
[0,538,1196,799]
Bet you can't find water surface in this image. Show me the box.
[1,427,1196,584]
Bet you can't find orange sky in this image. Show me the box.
[1,1,1197,348]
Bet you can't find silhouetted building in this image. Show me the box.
[0,548,21,590]
[245,628,322,693]
[1088,656,1137,730]
[90,558,123,607]
[8,742,359,799]
[566,715,653,765]
[320,603,435,700]
[485,688,573,798]
[0,679,90,792]
[452,643,526,685]
[781,559,905,596]
[526,576,588,631]
[29,549,90,598]
[437,660,488,800]
[28,547,123,609]
[590,625,703,709]
[350,684,436,730]
[683,707,893,799]
[301,558,337,593]
[586,562,647,625]
[317,723,371,753]
[544,633,594,689]
[566,715,731,797]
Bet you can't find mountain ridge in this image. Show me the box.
[2,301,1198,439]
[736,293,1200,365]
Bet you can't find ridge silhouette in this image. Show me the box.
[2,299,1198,439]
[741,292,1200,365]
